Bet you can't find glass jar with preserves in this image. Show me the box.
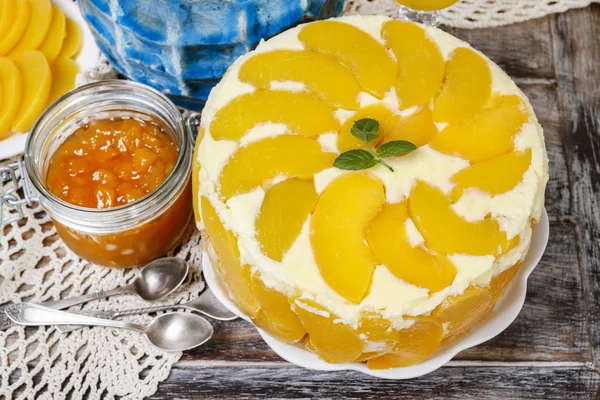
[0,80,197,268]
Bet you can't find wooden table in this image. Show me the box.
[151,4,600,399]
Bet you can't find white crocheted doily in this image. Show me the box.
[346,0,598,28]
[1,0,596,398]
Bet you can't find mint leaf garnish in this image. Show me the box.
[350,118,379,143]
[376,140,417,158]
[333,118,417,172]
[334,150,378,170]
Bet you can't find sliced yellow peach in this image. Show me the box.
[366,201,456,293]
[299,21,396,99]
[304,336,317,353]
[368,317,443,369]
[47,56,79,104]
[38,5,66,63]
[431,95,529,163]
[396,0,460,11]
[11,51,51,132]
[408,181,517,256]
[219,135,335,199]
[490,261,522,303]
[433,47,492,123]
[58,18,82,59]
[355,312,397,361]
[337,104,400,153]
[0,58,23,139]
[310,173,385,303]
[432,285,492,340]
[0,0,30,56]
[251,273,306,344]
[192,127,204,225]
[451,149,532,201]
[239,50,361,110]
[200,196,260,318]
[292,298,363,363]
[256,178,318,261]
[210,90,339,141]
[8,0,52,59]
[382,107,438,148]
[382,21,444,109]
[0,0,18,40]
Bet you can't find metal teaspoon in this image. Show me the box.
[6,302,213,352]
[0,257,189,330]
[57,288,237,333]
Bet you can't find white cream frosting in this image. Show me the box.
[196,16,549,328]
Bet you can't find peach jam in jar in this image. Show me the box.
[24,80,193,268]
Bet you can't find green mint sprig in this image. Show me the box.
[333,118,417,172]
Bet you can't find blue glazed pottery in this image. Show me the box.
[80,0,345,109]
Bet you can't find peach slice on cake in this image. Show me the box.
[408,181,517,256]
[368,316,444,369]
[256,178,318,261]
[337,104,400,153]
[366,201,457,292]
[238,50,361,110]
[382,20,445,109]
[382,107,438,148]
[433,47,492,124]
[219,135,335,199]
[292,298,364,363]
[310,173,385,303]
[431,95,529,163]
[432,285,493,341]
[299,20,396,99]
[451,149,532,201]
[200,196,260,318]
[251,273,306,344]
[210,90,339,141]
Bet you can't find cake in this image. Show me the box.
[80,0,344,109]
[193,16,548,369]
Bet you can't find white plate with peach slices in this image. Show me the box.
[0,0,100,160]
[203,208,549,379]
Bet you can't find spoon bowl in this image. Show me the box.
[144,312,214,351]
[134,257,189,301]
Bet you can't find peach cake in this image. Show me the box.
[192,15,549,369]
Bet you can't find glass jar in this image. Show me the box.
[0,80,197,268]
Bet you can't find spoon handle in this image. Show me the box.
[41,285,134,309]
[5,303,145,332]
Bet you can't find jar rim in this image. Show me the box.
[24,80,193,233]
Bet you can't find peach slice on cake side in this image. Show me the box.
[292,298,364,363]
[210,89,339,141]
[299,20,396,99]
[382,20,445,109]
[200,196,260,318]
[238,50,361,110]
[310,173,385,304]
[408,180,518,256]
[431,94,529,163]
[218,135,336,199]
[366,201,457,293]
[250,273,307,344]
[433,47,492,124]
[256,178,318,262]
[367,316,444,369]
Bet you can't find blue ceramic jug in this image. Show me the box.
[80,0,345,109]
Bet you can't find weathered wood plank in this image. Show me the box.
[551,4,600,368]
[446,16,555,79]
[182,221,589,363]
[153,364,600,399]
[518,83,571,218]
